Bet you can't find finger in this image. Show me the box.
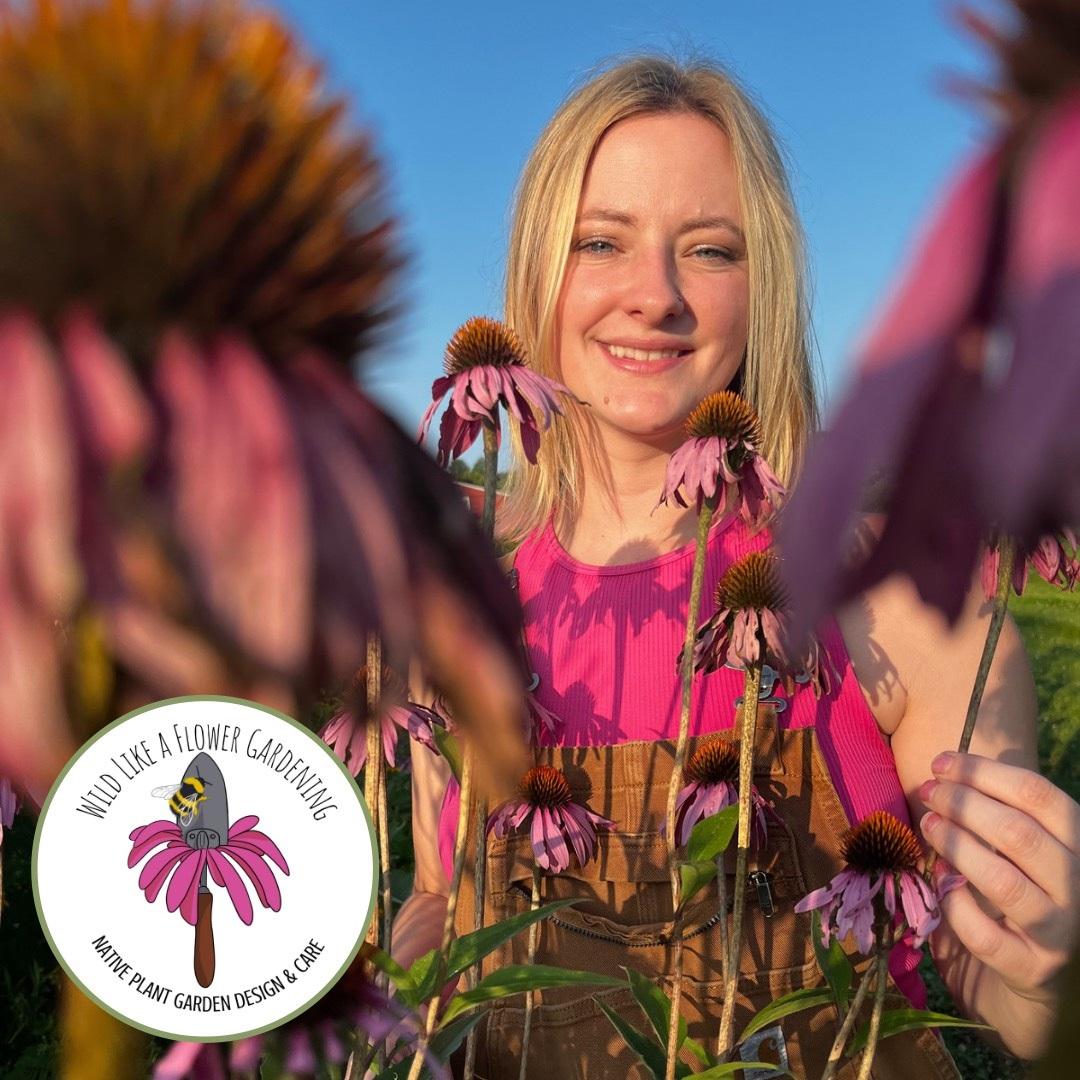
[920,777,1078,909]
[920,811,1061,947]
[935,876,1043,990]
[931,753,1080,855]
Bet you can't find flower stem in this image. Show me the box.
[927,535,1016,882]
[717,662,763,1058]
[363,635,383,952]
[518,865,542,1080]
[463,421,500,1079]
[819,954,879,1080]
[463,780,487,1080]
[407,750,474,1080]
[664,502,715,1080]
[959,536,1015,754]
[481,421,499,541]
[855,948,890,1080]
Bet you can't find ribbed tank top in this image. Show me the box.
[436,513,925,1001]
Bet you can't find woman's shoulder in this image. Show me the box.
[833,513,1028,737]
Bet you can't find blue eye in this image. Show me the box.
[693,246,735,262]
[575,238,615,254]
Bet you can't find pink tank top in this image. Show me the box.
[436,514,925,1002]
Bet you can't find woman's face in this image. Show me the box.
[555,111,749,450]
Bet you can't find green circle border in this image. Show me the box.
[31,694,379,1044]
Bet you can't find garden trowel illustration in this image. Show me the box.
[176,753,228,988]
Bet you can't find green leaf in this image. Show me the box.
[693,1063,790,1079]
[432,727,463,783]
[624,966,687,1052]
[429,1008,489,1060]
[408,949,442,1008]
[738,985,835,1043]
[686,806,738,863]
[366,947,411,988]
[678,859,717,906]
[367,947,421,1008]
[440,964,622,1025]
[445,899,580,980]
[848,1009,993,1055]
[811,909,853,1009]
[596,1000,693,1079]
[682,1036,716,1070]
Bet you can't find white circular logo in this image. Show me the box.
[33,696,376,1041]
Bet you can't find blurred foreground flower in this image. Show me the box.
[155,955,442,1079]
[418,316,571,466]
[487,764,614,873]
[658,391,785,525]
[0,775,17,843]
[779,2,1080,639]
[0,0,529,802]
[795,811,963,953]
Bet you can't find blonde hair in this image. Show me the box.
[498,54,819,545]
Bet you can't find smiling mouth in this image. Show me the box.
[600,343,693,362]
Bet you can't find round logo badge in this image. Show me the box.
[33,696,376,1041]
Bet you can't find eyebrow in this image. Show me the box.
[577,208,745,243]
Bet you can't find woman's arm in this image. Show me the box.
[842,567,1078,1060]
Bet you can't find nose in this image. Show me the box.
[622,249,685,323]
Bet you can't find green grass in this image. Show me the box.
[1013,577,1080,802]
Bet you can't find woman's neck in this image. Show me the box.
[557,429,699,565]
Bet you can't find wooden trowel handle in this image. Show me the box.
[194,891,215,987]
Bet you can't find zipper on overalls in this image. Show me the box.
[510,883,730,946]
[748,870,775,918]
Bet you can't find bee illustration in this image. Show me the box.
[151,775,211,827]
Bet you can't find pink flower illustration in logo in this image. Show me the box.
[129,752,290,988]
[127,814,289,928]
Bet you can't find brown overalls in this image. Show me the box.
[452,712,962,1079]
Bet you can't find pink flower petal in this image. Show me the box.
[60,308,152,465]
[207,849,255,925]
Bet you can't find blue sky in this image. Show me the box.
[269,0,995,444]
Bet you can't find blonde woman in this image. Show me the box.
[393,56,1073,1077]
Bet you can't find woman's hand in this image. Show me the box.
[918,751,1080,1055]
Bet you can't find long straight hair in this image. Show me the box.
[497,55,819,545]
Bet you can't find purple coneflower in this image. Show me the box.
[658,392,785,526]
[778,6,1080,641]
[693,551,834,697]
[982,527,1079,598]
[418,317,570,466]
[487,764,615,873]
[0,776,17,844]
[319,664,443,774]
[156,968,441,1079]
[0,0,529,804]
[795,810,962,953]
[671,738,769,848]
[128,814,289,927]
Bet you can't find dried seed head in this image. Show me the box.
[444,317,527,375]
[685,391,762,444]
[715,552,787,613]
[520,764,572,808]
[686,738,739,786]
[0,0,399,365]
[842,810,923,873]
